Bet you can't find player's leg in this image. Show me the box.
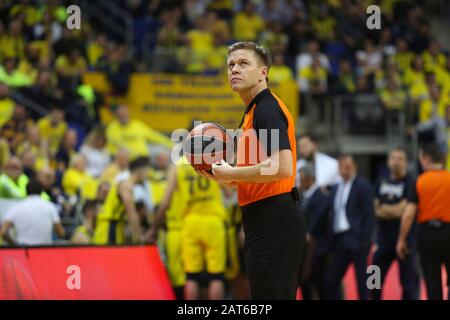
[92,219,110,245]
[203,216,226,300]
[115,221,125,245]
[166,229,186,300]
[182,215,204,300]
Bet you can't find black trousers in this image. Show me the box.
[418,222,450,300]
[325,231,370,300]
[241,193,305,300]
[371,239,420,300]
[299,252,328,300]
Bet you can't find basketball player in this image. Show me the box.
[147,152,227,300]
[147,155,188,300]
[198,42,305,300]
[93,157,149,245]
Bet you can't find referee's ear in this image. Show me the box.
[260,65,269,83]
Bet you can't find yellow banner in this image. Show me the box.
[83,73,298,133]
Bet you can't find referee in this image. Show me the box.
[199,42,305,299]
[397,144,450,300]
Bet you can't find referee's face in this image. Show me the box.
[227,49,267,92]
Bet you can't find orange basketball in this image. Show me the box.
[184,123,233,172]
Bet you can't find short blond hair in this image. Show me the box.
[227,42,271,68]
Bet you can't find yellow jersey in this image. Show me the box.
[62,168,95,197]
[106,119,173,159]
[176,157,225,220]
[165,159,191,230]
[96,181,126,222]
[71,225,93,243]
[37,116,68,156]
[232,12,264,42]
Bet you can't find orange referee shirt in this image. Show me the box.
[407,169,450,223]
[236,88,297,206]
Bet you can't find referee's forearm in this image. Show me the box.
[232,161,289,183]
[398,203,416,242]
[231,150,293,183]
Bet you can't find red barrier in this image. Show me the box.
[0,245,175,300]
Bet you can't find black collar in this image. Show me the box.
[238,88,271,129]
[244,88,271,113]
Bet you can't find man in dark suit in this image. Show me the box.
[325,155,375,300]
[298,164,331,300]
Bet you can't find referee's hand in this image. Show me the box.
[396,239,409,260]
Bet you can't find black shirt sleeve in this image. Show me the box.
[406,177,418,204]
[252,95,291,157]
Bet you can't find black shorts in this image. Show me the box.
[241,192,305,300]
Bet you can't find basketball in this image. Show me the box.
[184,123,233,172]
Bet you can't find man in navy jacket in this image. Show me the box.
[298,164,332,300]
[325,154,375,300]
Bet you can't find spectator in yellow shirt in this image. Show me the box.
[232,2,264,42]
[0,19,25,62]
[403,55,425,88]
[0,137,9,168]
[311,5,337,42]
[87,33,108,67]
[434,57,450,95]
[393,38,414,73]
[71,200,99,244]
[334,59,356,94]
[62,154,95,197]
[205,10,231,43]
[183,16,214,74]
[0,84,15,127]
[422,40,446,73]
[38,105,67,156]
[375,59,402,92]
[419,85,448,123]
[55,48,87,90]
[106,105,174,159]
[16,125,48,172]
[380,77,407,111]
[269,53,293,84]
[0,104,34,154]
[0,58,34,87]
[409,72,438,108]
[0,156,28,199]
[55,49,87,77]
[100,148,130,185]
[16,44,40,84]
[260,22,288,55]
[299,56,328,94]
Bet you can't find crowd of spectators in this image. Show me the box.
[0,0,450,299]
[4,0,449,150]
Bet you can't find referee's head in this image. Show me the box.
[419,143,445,170]
[227,42,271,93]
